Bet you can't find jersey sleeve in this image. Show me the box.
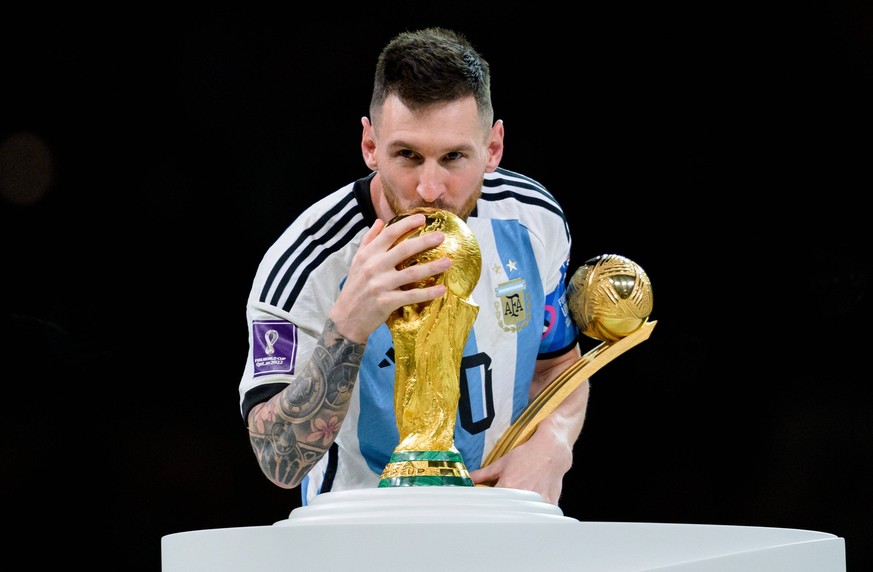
[239,300,320,422]
[529,183,578,358]
[238,184,366,422]
[539,253,579,357]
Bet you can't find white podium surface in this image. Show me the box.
[162,487,846,571]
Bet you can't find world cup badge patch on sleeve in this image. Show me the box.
[252,320,298,377]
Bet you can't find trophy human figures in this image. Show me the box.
[378,207,481,487]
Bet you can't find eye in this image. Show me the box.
[397,149,419,160]
[444,151,464,161]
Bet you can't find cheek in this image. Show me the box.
[378,158,410,181]
[443,169,483,196]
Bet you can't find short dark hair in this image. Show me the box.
[370,27,493,128]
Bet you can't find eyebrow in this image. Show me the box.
[387,139,477,155]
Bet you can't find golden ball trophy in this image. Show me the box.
[483,253,656,466]
[378,207,482,487]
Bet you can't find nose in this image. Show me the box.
[416,162,446,203]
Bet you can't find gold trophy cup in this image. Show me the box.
[482,253,656,466]
[378,207,481,487]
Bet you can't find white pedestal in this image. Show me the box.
[161,487,846,571]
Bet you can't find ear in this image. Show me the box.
[484,119,505,173]
[361,116,379,171]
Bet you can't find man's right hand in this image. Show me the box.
[328,213,452,343]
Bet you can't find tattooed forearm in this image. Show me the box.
[247,319,365,488]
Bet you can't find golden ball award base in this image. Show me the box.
[378,207,481,488]
[483,253,656,467]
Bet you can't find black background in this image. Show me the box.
[2,6,871,571]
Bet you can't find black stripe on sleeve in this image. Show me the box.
[279,218,369,312]
[259,192,357,304]
[241,382,287,423]
[482,168,571,242]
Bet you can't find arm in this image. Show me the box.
[469,346,588,505]
[247,319,365,488]
[246,213,452,488]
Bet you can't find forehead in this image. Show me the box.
[375,95,486,149]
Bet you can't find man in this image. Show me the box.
[240,27,587,506]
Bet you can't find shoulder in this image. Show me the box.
[479,167,570,243]
[251,178,373,311]
[288,182,365,236]
[267,177,373,255]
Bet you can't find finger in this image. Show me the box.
[375,213,427,247]
[360,218,385,248]
[469,463,499,486]
[378,214,448,267]
[386,234,447,283]
[393,283,448,307]
[395,257,452,289]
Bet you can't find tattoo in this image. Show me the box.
[248,319,365,487]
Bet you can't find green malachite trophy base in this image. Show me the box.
[379,450,474,487]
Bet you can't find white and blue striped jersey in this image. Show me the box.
[239,167,579,506]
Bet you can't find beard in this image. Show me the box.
[382,179,482,222]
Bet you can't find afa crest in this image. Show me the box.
[494,278,530,332]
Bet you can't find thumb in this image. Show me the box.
[469,461,501,486]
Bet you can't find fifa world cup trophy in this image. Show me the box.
[483,253,656,466]
[379,207,481,487]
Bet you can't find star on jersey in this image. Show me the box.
[492,263,502,275]
[506,259,518,273]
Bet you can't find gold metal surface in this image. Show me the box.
[385,207,481,454]
[568,254,654,342]
[381,459,472,480]
[482,254,656,468]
